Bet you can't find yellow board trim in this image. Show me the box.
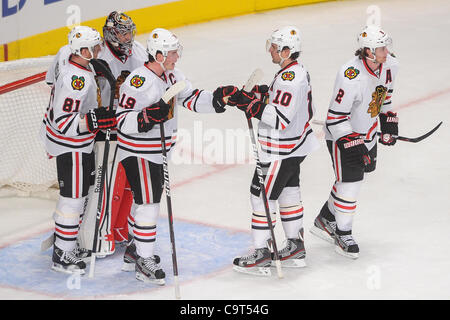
[1,0,335,62]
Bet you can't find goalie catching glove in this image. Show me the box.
[137,99,170,133]
[86,107,116,133]
[228,90,266,120]
[378,111,398,146]
[336,132,371,168]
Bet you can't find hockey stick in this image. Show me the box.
[312,119,443,143]
[236,69,284,279]
[142,80,186,298]
[88,58,116,278]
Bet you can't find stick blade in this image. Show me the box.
[162,80,186,103]
[243,68,264,92]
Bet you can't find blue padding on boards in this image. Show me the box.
[0,218,251,298]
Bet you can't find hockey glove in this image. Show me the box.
[251,84,269,103]
[228,90,267,120]
[336,132,371,168]
[378,111,398,146]
[212,85,238,113]
[137,99,170,133]
[86,107,116,133]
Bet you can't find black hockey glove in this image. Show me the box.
[251,84,269,103]
[378,111,398,146]
[137,99,170,133]
[228,90,267,120]
[86,107,116,133]
[336,132,371,168]
[212,85,238,113]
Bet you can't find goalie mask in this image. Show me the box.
[357,25,393,62]
[103,11,136,57]
[69,26,102,61]
[146,28,183,62]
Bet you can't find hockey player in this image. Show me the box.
[310,25,399,259]
[78,11,150,262]
[228,26,320,276]
[116,28,237,284]
[40,26,116,274]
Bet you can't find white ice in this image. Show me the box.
[0,0,449,299]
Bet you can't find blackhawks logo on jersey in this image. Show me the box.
[281,71,295,81]
[71,75,85,90]
[344,67,359,80]
[367,85,388,117]
[130,75,145,88]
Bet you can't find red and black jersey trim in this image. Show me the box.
[258,127,314,155]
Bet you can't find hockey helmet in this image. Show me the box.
[266,26,302,55]
[69,26,102,60]
[146,28,183,60]
[357,25,392,52]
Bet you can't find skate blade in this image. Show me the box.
[310,226,335,244]
[271,258,306,268]
[136,272,165,285]
[232,265,271,277]
[334,246,359,259]
[121,262,135,272]
[51,264,85,275]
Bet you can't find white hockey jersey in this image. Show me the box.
[116,65,217,164]
[324,54,399,150]
[257,61,320,163]
[45,44,71,85]
[41,60,99,156]
[96,41,148,107]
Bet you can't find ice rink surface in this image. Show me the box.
[0,0,449,300]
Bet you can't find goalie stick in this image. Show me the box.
[312,120,443,143]
[235,69,284,279]
[88,58,116,278]
[142,80,186,298]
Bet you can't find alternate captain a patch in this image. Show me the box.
[281,71,295,81]
[344,67,360,80]
[71,76,85,90]
[130,75,145,88]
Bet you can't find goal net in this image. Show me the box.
[0,57,58,199]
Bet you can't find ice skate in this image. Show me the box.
[233,248,272,276]
[271,229,306,268]
[310,202,337,244]
[135,255,165,285]
[75,242,91,263]
[52,245,86,275]
[122,239,160,272]
[334,228,359,259]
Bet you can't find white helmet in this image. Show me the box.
[146,28,183,60]
[69,26,102,60]
[358,25,392,52]
[266,26,301,55]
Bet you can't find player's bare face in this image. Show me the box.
[92,44,102,59]
[374,46,388,63]
[163,50,179,70]
[269,44,281,64]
